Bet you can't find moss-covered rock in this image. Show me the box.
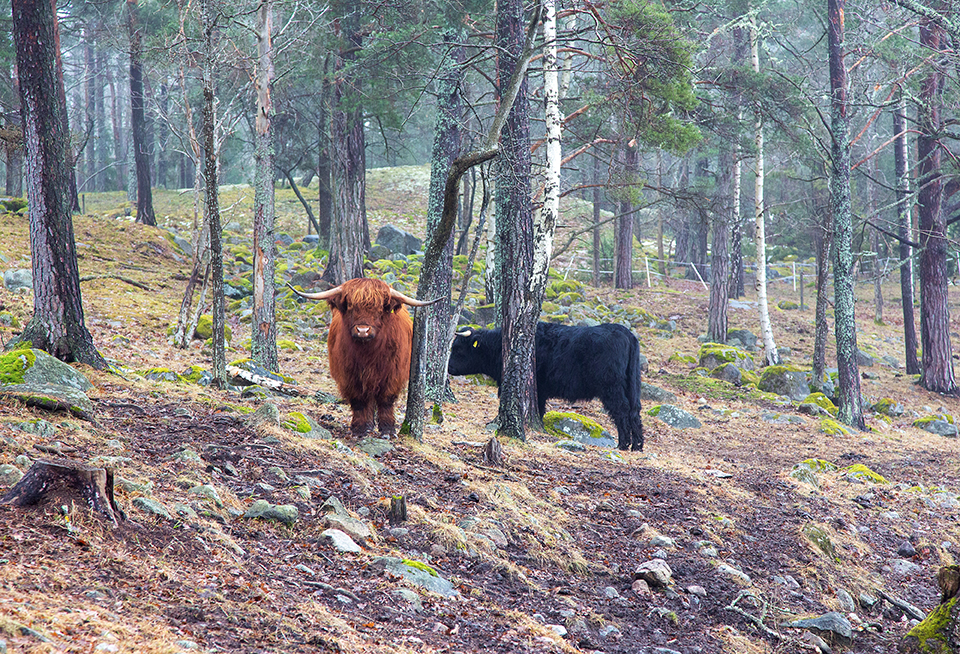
[844,463,888,484]
[194,314,233,342]
[141,367,186,384]
[803,523,838,561]
[543,411,616,448]
[820,418,852,436]
[669,352,697,365]
[914,414,959,438]
[757,364,810,401]
[0,349,35,384]
[698,343,755,372]
[0,312,21,329]
[777,300,799,310]
[872,397,905,418]
[740,369,760,387]
[800,392,838,416]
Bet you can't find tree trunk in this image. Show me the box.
[4,110,23,197]
[201,0,225,387]
[592,154,602,286]
[106,60,127,194]
[2,459,125,524]
[811,216,833,391]
[708,146,732,343]
[11,0,105,368]
[317,54,332,247]
[894,87,920,375]
[750,18,779,367]
[128,0,156,226]
[252,0,278,373]
[916,16,957,395]
[322,9,365,285]
[95,47,107,192]
[615,140,637,290]
[828,0,865,428]
[404,35,464,439]
[495,0,538,440]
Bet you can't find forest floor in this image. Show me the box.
[0,174,959,654]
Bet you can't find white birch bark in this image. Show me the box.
[750,18,779,367]
[531,0,561,300]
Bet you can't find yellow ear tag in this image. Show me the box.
[472,341,478,348]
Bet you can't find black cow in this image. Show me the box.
[448,322,644,451]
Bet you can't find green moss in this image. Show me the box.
[541,301,561,314]
[180,365,208,383]
[698,343,754,366]
[801,392,838,416]
[195,314,233,342]
[0,312,21,329]
[795,459,839,473]
[902,596,958,653]
[281,411,312,434]
[844,463,888,484]
[915,413,956,427]
[820,418,852,436]
[0,349,35,384]
[740,369,760,386]
[141,367,186,383]
[277,339,300,351]
[646,405,663,417]
[669,352,697,365]
[431,402,443,425]
[401,559,439,577]
[870,397,903,417]
[556,291,583,306]
[543,411,606,440]
[777,300,799,310]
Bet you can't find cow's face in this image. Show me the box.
[447,329,484,375]
[329,279,403,342]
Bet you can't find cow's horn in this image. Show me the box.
[287,282,342,300]
[390,288,443,307]
[456,329,473,337]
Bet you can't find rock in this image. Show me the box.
[837,588,857,613]
[784,612,853,645]
[244,402,281,430]
[555,439,586,452]
[648,404,701,430]
[394,588,423,611]
[166,448,203,465]
[899,541,919,559]
[3,268,32,292]
[716,563,751,585]
[640,382,677,403]
[633,560,673,588]
[0,383,94,416]
[323,513,371,542]
[650,535,677,549]
[133,497,173,520]
[857,350,876,367]
[887,558,924,577]
[872,398,905,417]
[187,484,223,507]
[543,412,616,448]
[356,437,394,457]
[243,499,299,525]
[375,224,422,255]
[757,365,810,401]
[603,586,620,599]
[913,414,959,437]
[803,524,837,560]
[698,343,755,371]
[726,328,758,350]
[321,528,362,553]
[711,363,742,386]
[0,464,23,486]
[372,556,459,598]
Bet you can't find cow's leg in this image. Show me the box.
[350,400,375,437]
[632,416,644,451]
[377,395,399,437]
[612,413,632,451]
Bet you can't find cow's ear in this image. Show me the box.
[387,298,403,314]
[327,294,346,313]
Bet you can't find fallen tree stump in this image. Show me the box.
[1,458,126,523]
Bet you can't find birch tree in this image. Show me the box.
[894,87,919,375]
[749,16,779,367]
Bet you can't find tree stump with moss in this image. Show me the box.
[0,458,126,523]
[899,565,960,653]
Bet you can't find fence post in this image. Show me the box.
[645,257,652,288]
[792,262,796,291]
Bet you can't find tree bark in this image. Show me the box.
[750,18,779,368]
[128,0,156,226]
[252,0,278,373]
[322,7,365,285]
[593,154,602,286]
[404,35,464,439]
[811,214,833,391]
[317,54,332,247]
[894,87,920,375]
[615,140,637,290]
[11,0,105,368]
[495,0,539,441]
[828,0,865,428]
[201,0,225,387]
[916,15,957,395]
[708,145,732,344]
[2,459,125,524]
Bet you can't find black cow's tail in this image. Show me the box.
[627,336,644,451]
